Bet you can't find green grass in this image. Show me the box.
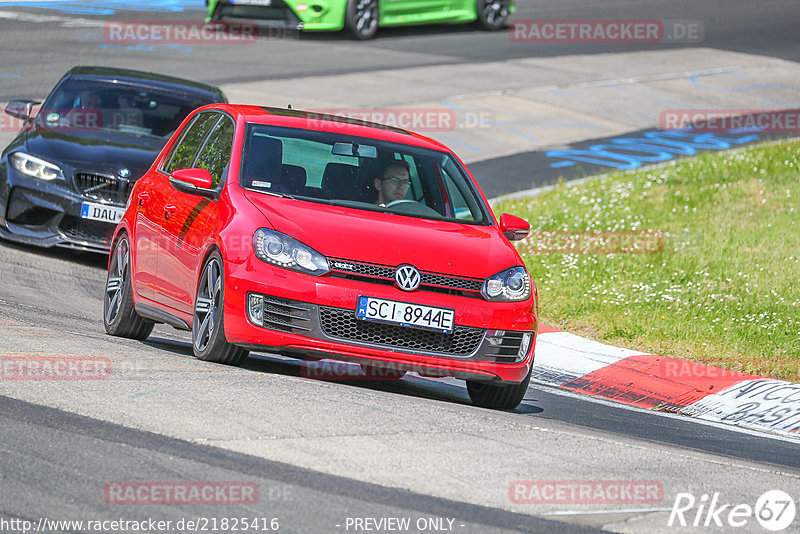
[495,141,800,381]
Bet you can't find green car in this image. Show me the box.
[205,0,513,39]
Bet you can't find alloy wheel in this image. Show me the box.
[105,237,128,325]
[194,257,222,352]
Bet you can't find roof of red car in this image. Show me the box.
[200,103,453,152]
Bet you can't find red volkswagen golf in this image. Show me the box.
[104,104,539,409]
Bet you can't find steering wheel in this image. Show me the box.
[385,199,418,208]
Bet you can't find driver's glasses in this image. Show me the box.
[384,177,411,187]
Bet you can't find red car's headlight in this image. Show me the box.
[253,228,329,276]
[481,266,531,302]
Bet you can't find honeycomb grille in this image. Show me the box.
[59,215,115,246]
[319,307,484,356]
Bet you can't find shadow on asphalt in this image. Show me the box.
[0,239,107,269]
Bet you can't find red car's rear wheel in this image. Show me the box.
[104,234,154,340]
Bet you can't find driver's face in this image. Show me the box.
[80,92,100,109]
[375,167,410,203]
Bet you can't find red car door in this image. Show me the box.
[158,113,234,315]
[132,170,167,300]
[150,111,221,313]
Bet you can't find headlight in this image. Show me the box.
[253,228,329,276]
[481,266,531,302]
[9,152,64,181]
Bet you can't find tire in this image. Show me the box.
[104,235,154,340]
[361,364,406,380]
[466,364,531,410]
[476,0,510,31]
[192,251,248,365]
[345,0,379,40]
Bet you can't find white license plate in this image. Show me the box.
[80,202,125,224]
[231,0,272,5]
[356,296,455,333]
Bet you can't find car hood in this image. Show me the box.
[21,124,164,179]
[245,194,521,279]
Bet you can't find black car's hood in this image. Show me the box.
[22,123,165,178]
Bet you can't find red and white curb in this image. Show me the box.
[533,326,800,438]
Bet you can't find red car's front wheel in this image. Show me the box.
[192,252,248,365]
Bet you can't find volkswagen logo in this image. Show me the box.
[118,168,131,178]
[395,264,421,291]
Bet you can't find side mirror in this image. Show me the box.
[169,168,216,199]
[499,213,530,241]
[5,99,41,121]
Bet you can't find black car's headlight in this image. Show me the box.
[253,228,329,276]
[9,152,64,181]
[481,266,531,302]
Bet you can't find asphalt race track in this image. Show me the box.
[1,1,799,533]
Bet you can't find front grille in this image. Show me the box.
[59,215,115,245]
[328,258,483,297]
[319,306,485,357]
[259,295,313,333]
[74,172,132,204]
[484,331,533,362]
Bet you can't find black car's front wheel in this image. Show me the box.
[104,234,154,340]
[192,251,248,365]
[476,0,510,30]
[466,365,531,410]
[345,0,379,40]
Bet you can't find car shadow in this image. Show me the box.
[244,352,544,414]
[0,239,107,270]
[296,22,482,43]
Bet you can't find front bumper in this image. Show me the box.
[0,167,130,253]
[224,260,537,384]
[207,0,345,32]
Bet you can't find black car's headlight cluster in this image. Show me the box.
[253,228,329,276]
[9,152,64,181]
[481,266,531,302]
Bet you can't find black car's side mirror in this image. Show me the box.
[5,99,41,122]
[169,168,218,200]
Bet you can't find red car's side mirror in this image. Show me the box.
[499,213,530,241]
[169,168,216,198]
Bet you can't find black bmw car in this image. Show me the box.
[0,66,226,252]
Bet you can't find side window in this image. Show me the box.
[441,167,475,221]
[194,116,234,188]
[164,113,219,174]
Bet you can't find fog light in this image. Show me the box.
[248,293,264,326]
[518,332,532,361]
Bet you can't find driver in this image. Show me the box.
[374,159,411,206]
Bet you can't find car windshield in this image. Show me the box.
[240,124,490,223]
[38,78,214,138]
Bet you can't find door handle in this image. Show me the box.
[137,191,150,206]
[164,204,177,219]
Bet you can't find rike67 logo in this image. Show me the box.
[669,490,796,531]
